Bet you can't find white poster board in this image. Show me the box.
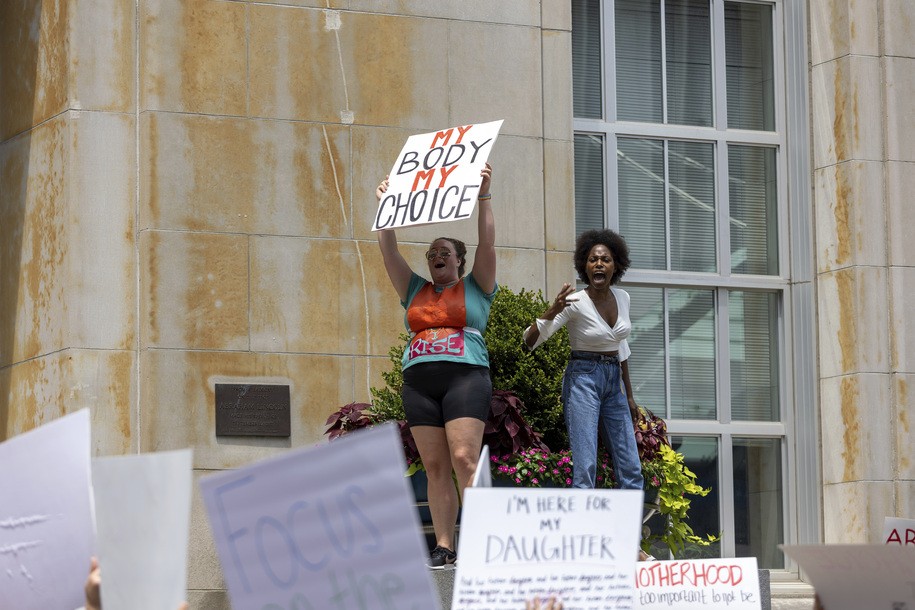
[782,544,915,610]
[0,409,94,610]
[883,517,915,546]
[92,449,193,610]
[635,557,761,610]
[199,423,439,610]
[471,445,492,488]
[453,488,643,610]
[372,120,503,231]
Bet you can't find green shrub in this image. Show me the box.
[484,288,570,451]
[369,335,408,423]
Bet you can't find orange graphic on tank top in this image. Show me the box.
[407,282,467,331]
[407,282,468,360]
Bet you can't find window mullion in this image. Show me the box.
[660,0,669,124]
[663,288,672,419]
[607,134,620,231]
[779,285,801,571]
[717,289,731,424]
[711,0,728,130]
[603,0,618,122]
[663,141,672,270]
[717,138,731,277]
[719,433,737,557]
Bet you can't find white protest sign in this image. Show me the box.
[471,445,492,488]
[453,488,643,610]
[92,448,193,610]
[199,423,439,610]
[883,516,915,546]
[372,120,503,231]
[782,544,915,610]
[635,557,760,609]
[0,409,94,610]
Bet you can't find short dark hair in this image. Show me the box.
[433,237,467,277]
[573,229,630,285]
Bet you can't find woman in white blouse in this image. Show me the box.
[523,229,643,492]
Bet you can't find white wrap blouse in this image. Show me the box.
[523,287,633,361]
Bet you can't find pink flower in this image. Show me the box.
[565,478,572,485]
[532,478,539,485]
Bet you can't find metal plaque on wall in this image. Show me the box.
[215,384,291,437]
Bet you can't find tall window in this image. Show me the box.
[573,0,799,570]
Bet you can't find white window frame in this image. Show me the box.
[572,0,818,575]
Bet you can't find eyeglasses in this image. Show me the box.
[425,249,453,261]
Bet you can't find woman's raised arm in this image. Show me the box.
[376,177,413,301]
[471,163,496,293]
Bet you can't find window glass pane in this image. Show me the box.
[733,437,784,569]
[666,0,713,126]
[669,289,716,419]
[726,2,775,131]
[618,138,666,270]
[572,0,602,119]
[627,286,666,415]
[574,134,605,235]
[616,0,662,122]
[730,291,779,421]
[669,141,716,272]
[666,436,721,559]
[729,145,778,275]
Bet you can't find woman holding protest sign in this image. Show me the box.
[522,229,644,496]
[375,163,496,569]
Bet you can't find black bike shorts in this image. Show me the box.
[402,361,492,427]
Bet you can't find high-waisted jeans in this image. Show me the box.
[561,354,644,490]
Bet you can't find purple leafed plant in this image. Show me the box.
[483,390,549,456]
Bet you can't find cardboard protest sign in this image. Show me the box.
[199,423,439,610]
[471,445,492,488]
[92,449,193,610]
[372,120,503,231]
[883,516,915,546]
[636,557,761,610]
[0,409,94,610]
[782,544,915,610]
[453,488,643,610]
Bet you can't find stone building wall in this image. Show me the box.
[810,0,915,544]
[1,1,574,605]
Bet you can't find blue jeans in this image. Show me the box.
[561,354,644,490]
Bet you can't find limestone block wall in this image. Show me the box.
[0,0,137,452]
[810,0,915,543]
[1,0,575,605]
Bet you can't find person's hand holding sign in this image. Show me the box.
[478,162,492,198]
[377,175,390,200]
[525,595,563,610]
[83,557,189,610]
